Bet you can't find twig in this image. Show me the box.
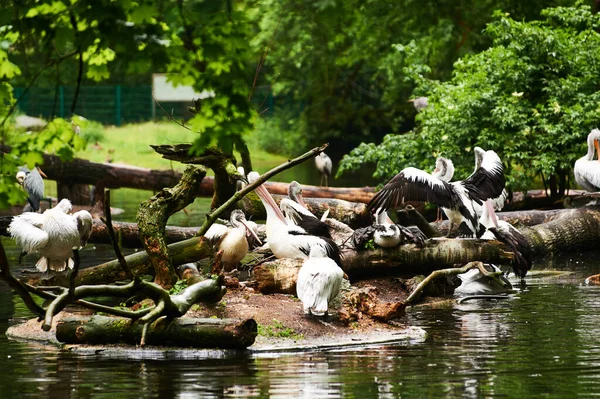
[101,189,136,281]
[197,144,329,237]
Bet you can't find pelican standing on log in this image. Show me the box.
[16,166,45,212]
[367,150,506,238]
[315,152,333,187]
[574,128,600,192]
[8,199,93,273]
[296,246,344,316]
[204,209,261,271]
[247,172,342,266]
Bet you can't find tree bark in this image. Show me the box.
[56,315,257,349]
[137,166,207,289]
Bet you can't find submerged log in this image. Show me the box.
[56,315,257,349]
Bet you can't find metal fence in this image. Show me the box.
[14,85,279,126]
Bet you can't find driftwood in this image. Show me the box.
[56,315,257,349]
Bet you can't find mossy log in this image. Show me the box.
[137,165,207,289]
[56,315,257,349]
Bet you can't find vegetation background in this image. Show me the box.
[2,0,600,209]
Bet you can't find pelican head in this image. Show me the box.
[288,181,307,208]
[56,198,73,213]
[230,209,262,245]
[16,170,26,185]
[433,157,455,182]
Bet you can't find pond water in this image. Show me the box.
[2,188,600,398]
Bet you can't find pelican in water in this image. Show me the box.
[280,181,331,238]
[16,166,45,212]
[315,152,333,187]
[204,209,261,271]
[247,172,342,266]
[455,264,512,295]
[296,246,344,316]
[9,199,93,272]
[574,128,600,192]
[367,149,505,237]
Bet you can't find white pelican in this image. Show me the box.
[373,210,402,248]
[247,172,342,266]
[455,264,512,295]
[479,199,532,278]
[574,128,600,192]
[204,209,261,271]
[9,199,93,272]
[315,152,333,187]
[280,181,331,238]
[296,246,344,316]
[16,166,45,212]
[367,150,505,237]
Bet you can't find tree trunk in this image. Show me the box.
[56,315,257,349]
[137,166,207,289]
[57,183,91,206]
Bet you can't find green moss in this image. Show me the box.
[257,319,304,340]
[169,280,189,295]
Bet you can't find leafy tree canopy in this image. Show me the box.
[339,1,600,197]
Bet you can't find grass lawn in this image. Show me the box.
[75,121,288,173]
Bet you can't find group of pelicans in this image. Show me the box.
[8,128,600,316]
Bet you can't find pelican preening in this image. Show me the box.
[247,171,342,267]
[454,264,512,295]
[367,149,506,238]
[574,128,600,192]
[351,210,427,249]
[315,152,333,187]
[9,199,93,273]
[204,209,261,271]
[280,181,331,238]
[296,246,344,316]
[16,166,45,212]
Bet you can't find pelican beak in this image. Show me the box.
[296,192,307,208]
[595,139,600,161]
[240,219,262,245]
[36,167,48,178]
[254,184,287,224]
[485,199,499,228]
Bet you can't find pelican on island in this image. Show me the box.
[205,209,261,271]
[280,181,331,238]
[296,246,344,316]
[9,199,93,272]
[16,166,45,212]
[367,150,506,237]
[574,128,600,192]
[247,171,342,267]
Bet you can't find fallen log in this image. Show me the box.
[250,238,514,294]
[56,315,257,349]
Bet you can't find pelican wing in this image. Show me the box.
[574,159,600,192]
[367,167,459,213]
[205,223,229,241]
[8,213,48,252]
[462,150,505,201]
[281,199,331,238]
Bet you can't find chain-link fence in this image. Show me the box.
[14,85,279,126]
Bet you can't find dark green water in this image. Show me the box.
[1,242,599,398]
[2,184,600,398]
